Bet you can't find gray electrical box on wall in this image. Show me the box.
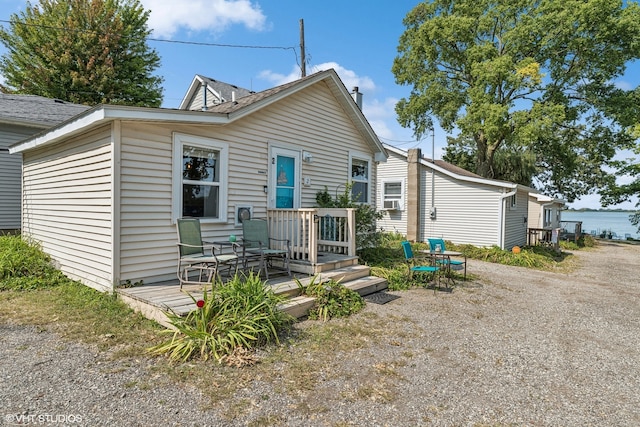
[430,207,437,220]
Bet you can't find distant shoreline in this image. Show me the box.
[566,208,638,213]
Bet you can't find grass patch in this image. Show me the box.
[0,235,162,355]
[360,232,584,288]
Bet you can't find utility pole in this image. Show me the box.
[300,19,306,77]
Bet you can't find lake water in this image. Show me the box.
[562,210,640,240]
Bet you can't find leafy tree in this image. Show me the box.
[443,134,537,186]
[393,0,640,202]
[600,88,640,232]
[0,0,163,106]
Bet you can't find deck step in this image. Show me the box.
[343,276,388,297]
[276,273,388,319]
[277,295,316,319]
[117,265,388,325]
[268,265,371,298]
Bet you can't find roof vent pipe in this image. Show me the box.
[232,91,236,102]
[202,82,208,111]
[351,86,363,110]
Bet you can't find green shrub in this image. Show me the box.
[296,276,365,321]
[150,272,294,363]
[0,235,69,290]
[315,184,385,251]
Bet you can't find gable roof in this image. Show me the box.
[0,93,90,128]
[178,74,254,110]
[10,69,388,161]
[384,144,536,193]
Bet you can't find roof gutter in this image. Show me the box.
[9,105,229,154]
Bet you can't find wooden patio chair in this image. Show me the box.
[241,219,291,280]
[401,241,440,288]
[176,218,238,288]
[427,238,467,280]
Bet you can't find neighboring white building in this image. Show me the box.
[9,69,387,292]
[0,94,88,232]
[377,145,536,250]
[528,194,565,230]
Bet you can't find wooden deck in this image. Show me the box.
[117,256,388,328]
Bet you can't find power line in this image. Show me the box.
[0,19,298,55]
[147,37,296,52]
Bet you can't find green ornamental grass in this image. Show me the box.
[150,272,294,363]
[0,235,68,290]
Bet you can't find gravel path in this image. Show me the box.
[1,242,639,426]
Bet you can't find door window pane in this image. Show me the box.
[276,155,295,208]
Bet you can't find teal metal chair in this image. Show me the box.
[402,241,440,287]
[242,219,291,280]
[427,238,467,280]
[176,218,238,288]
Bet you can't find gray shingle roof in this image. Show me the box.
[0,93,89,127]
[196,75,253,103]
[433,159,483,178]
[205,71,322,114]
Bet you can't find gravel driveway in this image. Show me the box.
[1,242,639,426]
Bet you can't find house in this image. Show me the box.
[527,194,568,246]
[0,94,89,232]
[179,74,253,111]
[377,145,535,250]
[9,69,387,292]
[528,194,565,230]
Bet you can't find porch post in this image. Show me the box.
[407,148,421,242]
[346,208,356,256]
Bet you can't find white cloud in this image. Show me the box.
[258,62,376,93]
[362,97,400,140]
[615,80,633,90]
[142,0,267,38]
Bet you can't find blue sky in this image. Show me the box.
[1,0,638,210]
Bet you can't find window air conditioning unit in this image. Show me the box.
[236,205,253,226]
[383,200,401,210]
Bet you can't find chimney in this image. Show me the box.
[351,86,363,110]
[407,148,422,242]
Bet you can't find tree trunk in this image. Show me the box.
[475,133,495,179]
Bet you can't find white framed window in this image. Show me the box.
[349,152,372,203]
[172,133,228,223]
[381,179,404,210]
[509,194,517,210]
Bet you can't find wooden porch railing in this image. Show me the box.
[527,227,560,250]
[266,208,356,265]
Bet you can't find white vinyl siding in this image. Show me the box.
[528,197,543,228]
[0,124,32,230]
[17,78,382,288]
[21,125,113,291]
[503,190,529,249]
[377,148,528,249]
[118,124,174,284]
[376,151,409,235]
[420,169,503,247]
[117,81,377,284]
